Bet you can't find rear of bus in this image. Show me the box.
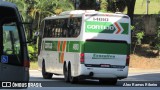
[79,13,131,80]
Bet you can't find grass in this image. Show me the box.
[30,61,38,70]
[123,0,160,14]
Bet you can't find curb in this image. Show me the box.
[129,68,160,73]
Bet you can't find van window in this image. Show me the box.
[1,19,23,66]
[3,22,20,55]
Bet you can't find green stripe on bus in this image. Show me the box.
[121,23,129,34]
[53,41,58,51]
[66,41,82,52]
[44,41,130,55]
[84,42,130,55]
[60,41,63,51]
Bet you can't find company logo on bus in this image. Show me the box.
[92,54,115,59]
[85,21,129,34]
[87,25,114,31]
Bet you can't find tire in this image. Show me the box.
[99,78,117,85]
[68,63,78,83]
[63,63,69,82]
[42,61,53,79]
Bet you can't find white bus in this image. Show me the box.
[38,10,131,85]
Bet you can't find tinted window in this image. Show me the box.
[0,6,24,66]
[43,17,82,38]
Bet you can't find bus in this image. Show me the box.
[38,10,131,85]
[0,1,29,82]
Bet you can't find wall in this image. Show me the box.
[133,14,160,36]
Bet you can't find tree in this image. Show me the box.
[6,0,29,21]
[99,0,108,12]
[125,0,136,25]
[79,0,96,10]
[107,0,136,25]
[6,0,74,30]
[29,0,74,30]
[107,0,126,12]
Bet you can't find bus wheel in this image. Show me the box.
[63,64,69,82]
[42,61,53,79]
[68,64,78,84]
[99,78,117,85]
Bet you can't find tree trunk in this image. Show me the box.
[126,0,136,25]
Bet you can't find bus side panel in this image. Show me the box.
[64,53,80,77]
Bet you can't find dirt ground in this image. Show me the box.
[129,44,160,69]
[129,54,160,69]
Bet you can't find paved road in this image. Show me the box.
[30,70,160,81]
[27,70,160,90]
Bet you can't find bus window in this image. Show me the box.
[68,18,81,37]
[43,18,81,38]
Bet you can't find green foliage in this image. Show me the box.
[100,0,108,12]
[6,0,74,30]
[149,15,160,56]
[131,25,135,31]
[136,31,145,45]
[6,0,31,22]
[28,45,37,61]
[155,25,160,56]
[132,24,145,54]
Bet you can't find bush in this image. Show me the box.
[131,25,145,54]
[136,31,145,45]
[28,44,37,61]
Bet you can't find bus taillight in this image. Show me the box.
[80,53,84,64]
[126,55,130,66]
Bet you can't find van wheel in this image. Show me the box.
[68,64,78,83]
[42,61,53,79]
[99,79,117,85]
[63,64,69,82]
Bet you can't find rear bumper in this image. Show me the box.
[77,64,128,79]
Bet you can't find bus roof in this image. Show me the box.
[44,10,129,20]
[59,10,100,15]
